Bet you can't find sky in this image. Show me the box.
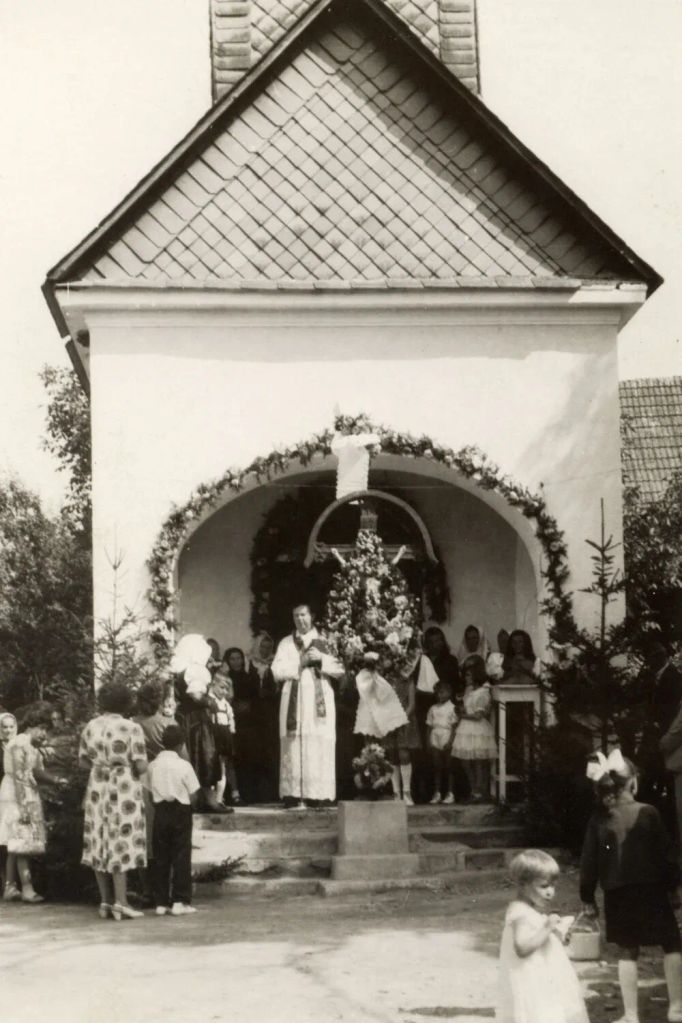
[1,0,680,511]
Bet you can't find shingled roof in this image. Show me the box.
[44,0,661,329]
[620,376,682,500]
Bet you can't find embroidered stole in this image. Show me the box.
[286,633,327,734]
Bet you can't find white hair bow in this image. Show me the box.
[586,748,627,782]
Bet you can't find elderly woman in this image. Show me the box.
[0,705,58,903]
[79,682,148,920]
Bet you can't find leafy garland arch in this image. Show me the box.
[146,414,575,659]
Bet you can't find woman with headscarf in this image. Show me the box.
[224,647,261,804]
[248,633,279,803]
[1,705,62,903]
[0,712,18,892]
[171,634,226,813]
[456,624,491,668]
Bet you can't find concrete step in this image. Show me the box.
[193,802,513,833]
[195,865,513,899]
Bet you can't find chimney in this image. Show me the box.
[210,0,253,102]
[209,0,481,104]
[437,0,480,93]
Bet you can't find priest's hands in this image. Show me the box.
[302,649,322,668]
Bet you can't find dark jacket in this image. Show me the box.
[580,798,679,903]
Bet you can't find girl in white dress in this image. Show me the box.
[496,849,588,1023]
[451,655,497,801]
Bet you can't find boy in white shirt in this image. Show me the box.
[145,724,200,916]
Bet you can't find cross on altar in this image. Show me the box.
[317,498,414,567]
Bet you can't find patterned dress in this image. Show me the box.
[0,734,46,855]
[79,714,148,873]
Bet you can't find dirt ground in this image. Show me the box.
[0,868,672,1023]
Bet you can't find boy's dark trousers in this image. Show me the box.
[152,800,193,907]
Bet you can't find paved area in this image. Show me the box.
[0,871,672,1023]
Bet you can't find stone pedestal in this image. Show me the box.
[331,800,420,880]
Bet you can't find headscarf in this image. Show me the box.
[170,634,212,697]
[0,713,18,746]
[456,624,490,664]
[248,632,275,680]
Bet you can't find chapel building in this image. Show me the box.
[43,0,661,660]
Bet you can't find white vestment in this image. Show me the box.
[272,628,343,801]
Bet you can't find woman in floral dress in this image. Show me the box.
[79,683,148,920]
[0,705,57,903]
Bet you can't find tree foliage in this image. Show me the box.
[39,365,91,541]
[623,471,682,652]
[0,478,92,707]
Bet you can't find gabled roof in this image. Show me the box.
[44,0,661,332]
[620,376,682,500]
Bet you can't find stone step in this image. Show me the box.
[192,843,518,881]
[195,865,514,899]
[193,802,512,833]
[192,824,523,866]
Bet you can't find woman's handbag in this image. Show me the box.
[566,911,601,961]
[8,815,45,856]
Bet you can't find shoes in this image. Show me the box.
[170,903,197,916]
[442,793,455,805]
[21,892,44,904]
[155,906,168,916]
[98,903,112,919]
[3,884,21,902]
[404,795,414,806]
[668,1008,682,1022]
[111,902,144,921]
[429,793,442,805]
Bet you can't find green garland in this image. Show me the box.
[147,413,575,657]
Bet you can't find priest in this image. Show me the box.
[272,604,344,808]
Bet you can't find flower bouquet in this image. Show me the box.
[352,742,393,800]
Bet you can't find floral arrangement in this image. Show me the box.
[352,742,394,796]
[322,529,421,681]
[146,414,575,659]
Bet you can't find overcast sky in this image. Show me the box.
[1,0,680,511]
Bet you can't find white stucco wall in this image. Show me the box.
[72,288,634,646]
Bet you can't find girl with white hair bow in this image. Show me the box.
[171,635,228,814]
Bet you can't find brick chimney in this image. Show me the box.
[210,0,253,102]
[209,0,481,103]
[438,0,480,93]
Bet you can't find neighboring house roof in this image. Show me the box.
[620,376,682,500]
[44,0,661,333]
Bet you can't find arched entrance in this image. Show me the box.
[173,460,541,656]
[147,416,571,659]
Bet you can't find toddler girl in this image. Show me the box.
[451,655,497,802]
[580,751,682,1023]
[208,677,240,806]
[426,681,458,804]
[497,849,588,1023]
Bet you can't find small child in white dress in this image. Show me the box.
[496,849,588,1023]
[451,655,497,801]
[426,681,458,804]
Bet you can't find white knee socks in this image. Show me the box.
[664,952,682,1020]
[391,766,402,799]
[617,959,639,1023]
[399,763,412,800]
